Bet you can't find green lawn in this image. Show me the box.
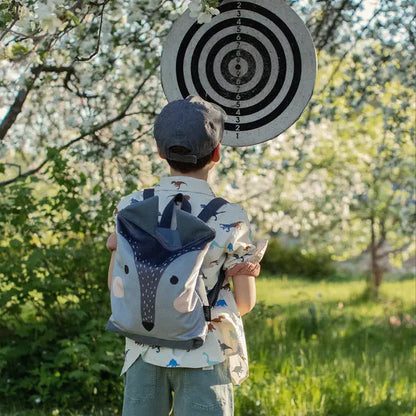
[256,276,414,307]
[2,277,415,416]
[235,276,416,416]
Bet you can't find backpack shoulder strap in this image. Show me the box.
[198,198,229,311]
[206,268,226,309]
[197,198,228,223]
[143,188,155,199]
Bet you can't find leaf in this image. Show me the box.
[9,239,21,249]
[46,147,59,159]
[11,44,29,58]
[65,10,80,25]
[89,363,111,373]
[68,370,87,380]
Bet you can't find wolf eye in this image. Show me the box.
[124,265,129,274]
[170,275,179,285]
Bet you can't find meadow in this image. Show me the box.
[235,276,415,416]
[1,276,415,416]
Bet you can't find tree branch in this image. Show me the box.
[317,6,383,96]
[309,1,332,42]
[0,2,19,42]
[0,69,156,187]
[316,0,350,51]
[234,186,275,205]
[0,66,41,141]
[318,0,362,50]
[0,65,78,142]
[75,1,108,62]
[3,163,22,176]
[376,242,412,259]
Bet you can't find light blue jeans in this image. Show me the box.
[122,356,234,416]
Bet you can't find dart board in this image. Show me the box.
[160,0,317,147]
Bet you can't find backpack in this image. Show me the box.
[106,189,228,350]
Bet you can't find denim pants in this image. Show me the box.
[122,356,234,416]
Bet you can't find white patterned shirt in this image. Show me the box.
[115,176,259,385]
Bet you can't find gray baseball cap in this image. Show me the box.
[154,96,226,164]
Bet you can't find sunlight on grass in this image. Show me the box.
[235,276,416,416]
[2,277,414,415]
[256,275,415,308]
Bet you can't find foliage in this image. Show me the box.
[0,156,124,409]
[0,0,178,189]
[188,0,220,24]
[260,238,335,279]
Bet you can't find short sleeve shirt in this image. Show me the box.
[115,176,256,385]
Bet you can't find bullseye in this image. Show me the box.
[161,0,317,146]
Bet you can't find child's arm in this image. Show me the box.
[106,233,117,291]
[232,275,256,316]
[220,205,267,316]
[108,251,116,290]
[227,261,260,315]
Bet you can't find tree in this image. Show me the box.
[0,0,185,189]
[210,0,415,294]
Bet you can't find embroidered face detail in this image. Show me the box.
[118,222,208,332]
[170,249,208,314]
[115,199,214,338]
[112,276,124,298]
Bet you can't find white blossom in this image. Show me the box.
[197,12,213,24]
[188,0,203,18]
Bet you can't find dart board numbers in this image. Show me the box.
[234,1,242,140]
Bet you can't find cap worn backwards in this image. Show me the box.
[154,96,227,164]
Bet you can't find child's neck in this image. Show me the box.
[170,167,211,182]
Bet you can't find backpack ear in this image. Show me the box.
[175,209,215,246]
[118,196,159,237]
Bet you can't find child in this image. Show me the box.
[106,96,265,416]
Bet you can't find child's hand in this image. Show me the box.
[226,262,261,278]
[106,233,117,251]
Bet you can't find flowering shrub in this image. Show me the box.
[187,0,220,24]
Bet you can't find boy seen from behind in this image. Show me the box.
[107,96,266,416]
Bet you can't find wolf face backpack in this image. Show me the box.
[106,189,228,350]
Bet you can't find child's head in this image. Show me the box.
[154,96,226,174]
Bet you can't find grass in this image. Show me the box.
[1,276,415,416]
[235,276,415,416]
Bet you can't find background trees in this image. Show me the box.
[210,0,415,294]
[0,0,414,409]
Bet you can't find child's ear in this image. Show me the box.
[157,148,166,160]
[212,144,221,163]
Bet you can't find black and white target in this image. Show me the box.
[161,0,317,146]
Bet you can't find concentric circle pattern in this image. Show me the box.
[161,0,317,146]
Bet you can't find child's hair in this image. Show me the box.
[166,146,216,173]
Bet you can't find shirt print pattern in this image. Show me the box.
[117,176,258,385]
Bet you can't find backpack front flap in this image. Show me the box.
[106,195,216,349]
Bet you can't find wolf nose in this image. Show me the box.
[142,321,154,331]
